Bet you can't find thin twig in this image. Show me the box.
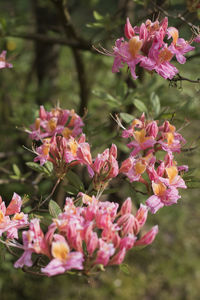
[29,178,60,213]
[151,1,199,31]
[170,74,200,84]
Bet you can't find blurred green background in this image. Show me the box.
[0,0,200,299]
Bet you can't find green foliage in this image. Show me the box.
[26,162,53,177]
[48,200,62,218]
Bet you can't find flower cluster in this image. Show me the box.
[28,106,92,178]
[0,106,188,277]
[101,17,195,80]
[0,193,28,239]
[29,106,119,186]
[120,113,187,213]
[14,195,158,276]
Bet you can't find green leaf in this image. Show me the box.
[93,10,104,21]
[12,164,21,177]
[160,112,176,120]
[150,92,160,116]
[44,161,53,175]
[92,90,119,106]
[120,263,131,275]
[64,184,79,195]
[49,200,62,218]
[103,188,119,194]
[66,170,85,191]
[120,112,134,124]
[26,162,45,173]
[133,99,148,113]
[86,22,104,28]
[26,162,50,176]
[10,175,20,180]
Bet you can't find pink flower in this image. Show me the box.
[167,27,195,64]
[0,51,13,69]
[41,234,84,277]
[127,128,156,156]
[14,219,50,268]
[29,106,84,141]
[146,181,181,214]
[100,16,196,80]
[0,193,28,239]
[112,37,143,79]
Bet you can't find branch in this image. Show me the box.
[6,32,93,52]
[151,1,199,31]
[170,74,200,84]
[186,53,200,61]
[51,0,90,116]
[29,178,60,213]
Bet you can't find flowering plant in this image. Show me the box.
[0,103,188,277]
[1,14,198,278]
[99,17,198,80]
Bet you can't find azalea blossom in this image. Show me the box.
[0,51,13,69]
[99,17,196,80]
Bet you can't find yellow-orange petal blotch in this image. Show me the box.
[129,36,143,58]
[52,241,69,261]
[152,182,167,196]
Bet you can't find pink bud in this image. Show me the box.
[146,121,158,138]
[120,197,132,215]
[124,18,135,39]
[87,232,99,256]
[110,144,117,158]
[39,106,47,120]
[117,214,139,236]
[194,35,200,43]
[111,233,121,248]
[135,204,148,227]
[108,248,126,265]
[6,193,22,216]
[77,143,92,165]
[78,134,86,143]
[119,234,136,250]
[178,165,188,172]
[119,157,134,173]
[163,121,170,132]
[135,225,158,246]
[157,162,165,177]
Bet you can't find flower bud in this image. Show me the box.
[135,204,148,228]
[135,225,158,246]
[120,197,132,215]
[124,18,135,39]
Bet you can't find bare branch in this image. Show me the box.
[6,32,93,52]
[151,1,199,31]
[170,74,200,84]
[51,0,90,116]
